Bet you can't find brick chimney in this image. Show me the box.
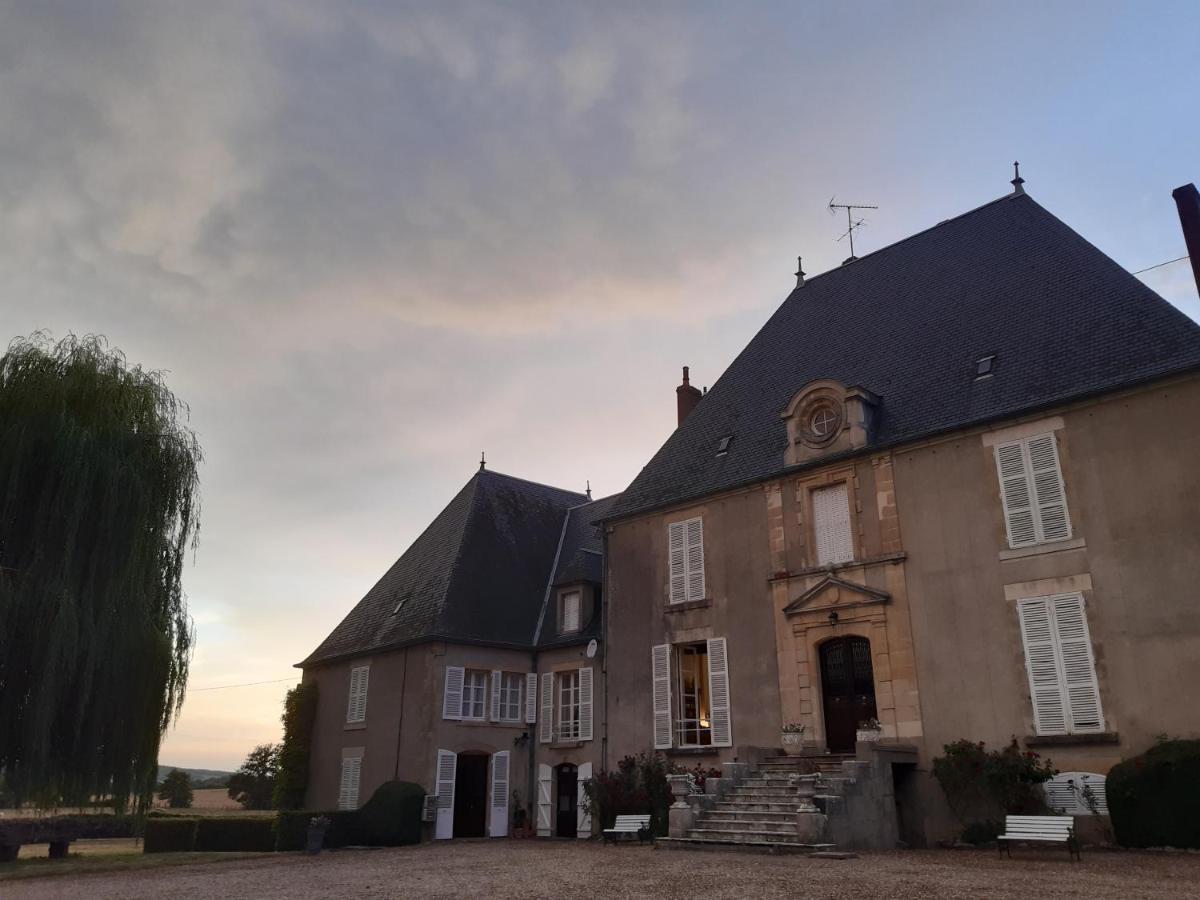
[1172,183,1200,299]
[676,366,702,426]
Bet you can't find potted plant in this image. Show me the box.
[856,718,883,743]
[305,815,330,855]
[781,722,807,756]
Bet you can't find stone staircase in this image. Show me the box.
[660,755,854,854]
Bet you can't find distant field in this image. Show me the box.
[155,788,243,813]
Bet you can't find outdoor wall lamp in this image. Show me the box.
[828,610,839,626]
[513,731,530,748]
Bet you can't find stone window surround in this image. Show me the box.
[794,466,863,571]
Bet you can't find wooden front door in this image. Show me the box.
[819,636,877,753]
[453,753,488,838]
[556,765,577,838]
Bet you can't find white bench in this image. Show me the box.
[997,815,1079,860]
[603,814,653,844]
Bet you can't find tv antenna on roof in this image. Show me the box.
[828,197,879,261]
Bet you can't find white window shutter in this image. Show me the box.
[338,756,362,810]
[813,483,854,565]
[652,643,673,749]
[707,637,733,747]
[668,521,687,603]
[434,749,456,840]
[1028,434,1072,543]
[576,761,592,838]
[685,517,705,601]
[489,751,510,837]
[346,666,369,723]
[525,673,538,724]
[995,441,1037,547]
[1018,598,1068,735]
[539,672,554,743]
[578,667,594,742]
[536,763,552,836]
[1051,594,1103,732]
[490,669,502,721]
[442,666,465,721]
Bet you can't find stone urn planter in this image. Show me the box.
[856,720,882,743]
[781,725,807,756]
[667,774,691,807]
[305,816,330,855]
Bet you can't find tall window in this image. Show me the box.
[668,517,705,604]
[676,644,712,747]
[346,665,369,724]
[500,672,523,722]
[994,432,1071,548]
[812,482,854,566]
[1017,594,1103,735]
[558,670,580,740]
[560,591,581,634]
[461,669,487,721]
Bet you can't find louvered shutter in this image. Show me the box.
[1052,594,1103,732]
[434,749,456,839]
[338,756,362,810]
[685,518,705,601]
[442,666,465,721]
[539,672,554,743]
[995,441,1037,548]
[576,761,592,837]
[813,483,854,565]
[525,673,538,724]
[536,764,552,836]
[652,643,673,749]
[1018,598,1067,734]
[707,637,732,747]
[668,521,687,603]
[490,669,502,721]
[489,751,510,837]
[578,667,594,741]
[1028,434,1072,543]
[346,666,369,723]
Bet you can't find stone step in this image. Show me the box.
[697,809,796,822]
[657,837,837,855]
[723,790,803,801]
[713,801,799,813]
[695,817,797,833]
[686,828,805,844]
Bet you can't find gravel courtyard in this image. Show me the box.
[7,839,1200,900]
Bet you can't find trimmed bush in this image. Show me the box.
[1108,739,1200,848]
[194,817,276,852]
[144,817,198,853]
[355,781,425,846]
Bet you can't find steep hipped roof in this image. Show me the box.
[609,192,1200,521]
[301,469,586,667]
[535,492,622,650]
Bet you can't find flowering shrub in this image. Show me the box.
[669,762,723,792]
[582,752,672,835]
[932,739,1057,834]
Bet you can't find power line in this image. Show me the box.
[190,677,297,692]
[1132,254,1189,276]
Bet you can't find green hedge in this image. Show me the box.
[273,810,358,851]
[273,780,425,851]
[195,817,276,852]
[144,818,198,853]
[1108,739,1200,848]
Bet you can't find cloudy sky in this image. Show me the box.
[3,1,1197,770]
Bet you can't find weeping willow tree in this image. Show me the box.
[0,333,201,811]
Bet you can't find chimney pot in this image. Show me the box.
[676,366,703,427]
[1171,183,1200,300]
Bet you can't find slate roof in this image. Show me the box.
[301,469,587,667]
[608,192,1200,521]
[535,493,622,649]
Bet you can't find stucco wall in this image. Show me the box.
[605,486,783,765]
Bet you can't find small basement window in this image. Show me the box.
[976,355,996,378]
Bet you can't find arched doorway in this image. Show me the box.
[555,763,577,838]
[819,636,878,753]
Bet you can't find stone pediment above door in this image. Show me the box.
[783,575,890,617]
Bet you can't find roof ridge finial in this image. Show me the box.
[479,450,486,471]
[795,255,806,288]
[1011,160,1026,195]
[585,479,592,500]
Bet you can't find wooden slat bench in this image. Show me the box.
[997,815,1079,860]
[603,814,653,844]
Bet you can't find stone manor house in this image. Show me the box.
[298,177,1200,846]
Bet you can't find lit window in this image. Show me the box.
[676,644,713,747]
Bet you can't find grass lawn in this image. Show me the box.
[2,839,270,883]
